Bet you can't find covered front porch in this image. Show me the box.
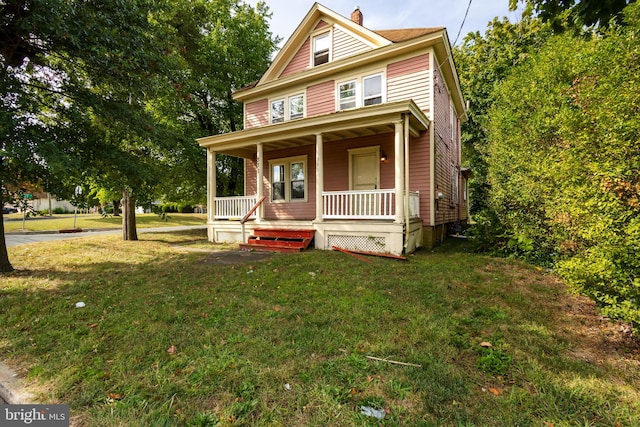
[197,100,431,255]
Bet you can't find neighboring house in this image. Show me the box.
[197,3,469,255]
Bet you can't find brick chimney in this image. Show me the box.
[351,6,363,26]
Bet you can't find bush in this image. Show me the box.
[482,3,640,331]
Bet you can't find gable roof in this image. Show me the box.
[374,28,444,43]
[235,3,467,122]
[259,2,392,85]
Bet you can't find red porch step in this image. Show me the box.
[240,228,315,253]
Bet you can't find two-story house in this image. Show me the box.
[197,3,469,255]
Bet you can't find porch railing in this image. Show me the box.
[323,189,395,219]
[213,191,420,221]
[323,189,420,220]
[214,195,257,219]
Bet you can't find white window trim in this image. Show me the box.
[336,71,386,111]
[268,155,308,203]
[269,93,305,124]
[311,31,332,67]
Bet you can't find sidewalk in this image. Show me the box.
[5,225,206,247]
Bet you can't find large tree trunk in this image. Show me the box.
[0,210,14,273]
[121,189,138,241]
[113,200,121,216]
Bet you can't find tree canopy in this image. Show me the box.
[482,2,640,329]
[0,0,278,272]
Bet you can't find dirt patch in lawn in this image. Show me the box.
[177,245,274,265]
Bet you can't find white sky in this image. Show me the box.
[248,0,523,47]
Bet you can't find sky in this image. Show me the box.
[248,0,523,48]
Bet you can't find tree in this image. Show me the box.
[511,0,636,30]
[454,14,551,216]
[0,0,175,271]
[154,0,279,200]
[485,2,640,329]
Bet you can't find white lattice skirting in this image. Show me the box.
[327,234,387,253]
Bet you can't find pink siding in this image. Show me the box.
[387,53,431,113]
[324,133,395,191]
[432,63,458,225]
[307,80,335,117]
[408,131,432,226]
[245,158,257,196]
[333,27,370,61]
[263,145,316,220]
[315,20,330,30]
[280,37,310,78]
[245,99,268,129]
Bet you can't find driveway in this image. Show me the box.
[5,226,206,247]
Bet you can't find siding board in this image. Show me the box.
[245,99,268,129]
[387,54,431,113]
[280,37,310,78]
[333,27,370,61]
[307,80,335,117]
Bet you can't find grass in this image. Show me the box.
[3,213,206,232]
[1,231,639,426]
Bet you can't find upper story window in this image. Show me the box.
[270,93,305,124]
[271,99,285,123]
[363,74,382,106]
[337,72,385,111]
[313,32,330,66]
[338,80,357,110]
[289,94,304,120]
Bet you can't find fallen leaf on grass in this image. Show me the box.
[479,341,493,348]
[487,387,502,396]
[167,345,177,354]
[87,323,99,328]
[107,393,123,400]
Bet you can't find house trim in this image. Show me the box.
[197,100,429,157]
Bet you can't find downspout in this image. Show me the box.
[404,114,410,252]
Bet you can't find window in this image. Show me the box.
[450,102,456,141]
[272,164,285,200]
[313,33,330,66]
[290,161,305,199]
[271,94,305,123]
[269,156,307,203]
[337,73,385,111]
[363,74,382,106]
[289,94,304,120]
[450,164,459,204]
[271,99,284,124]
[338,80,356,110]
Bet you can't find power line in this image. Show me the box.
[453,0,473,45]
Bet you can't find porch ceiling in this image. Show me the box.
[197,100,430,159]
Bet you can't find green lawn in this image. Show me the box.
[1,231,639,426]
[3,213,206,232]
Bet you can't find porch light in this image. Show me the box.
[380,150,388,163]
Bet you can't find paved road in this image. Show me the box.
[5,225,206,247]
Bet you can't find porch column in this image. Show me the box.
[315,133,324,222]
[256,142,264,222]
[394,120,405,223]
[207,148,216,222]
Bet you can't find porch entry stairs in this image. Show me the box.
[240,228,315,253]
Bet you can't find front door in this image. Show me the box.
[349,146,379,190]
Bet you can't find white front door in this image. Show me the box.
[349,146,380,190]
